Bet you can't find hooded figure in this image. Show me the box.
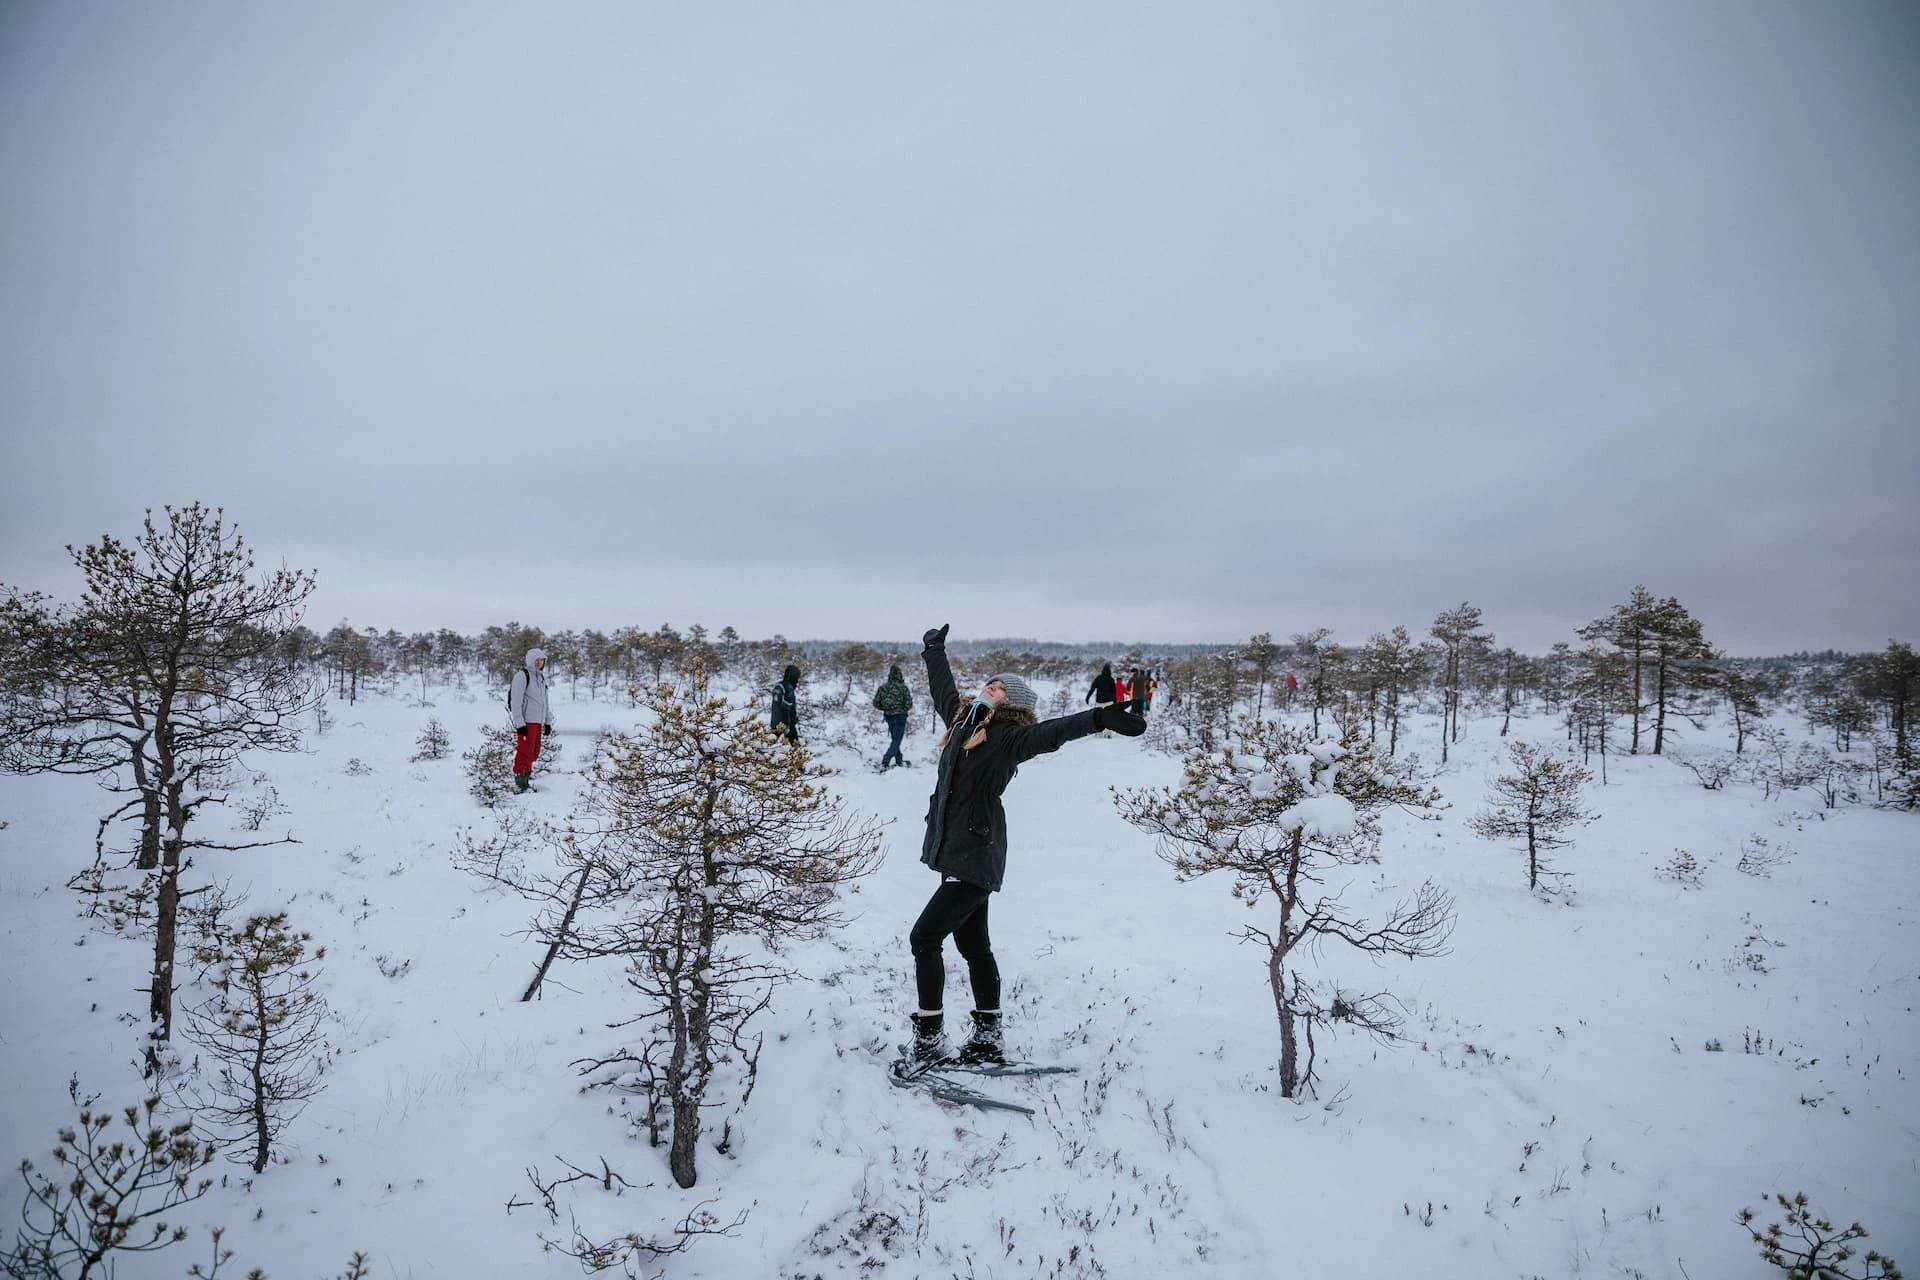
[507,648,552,792]
[770,663,802,742]
[873,664,914,770]
[904,625,1145,1069]
[1086,662,1116,707]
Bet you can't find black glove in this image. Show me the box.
[515,725,528,739]
[543,723,554,735]
[922,623,950,650]
[1093,706,1147,737]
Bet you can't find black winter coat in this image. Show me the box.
[921,644,1101,892]
[770,665,801,737]
[1086,663,1116,705]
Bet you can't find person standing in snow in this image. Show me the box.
[906,624,1146,1068]
[507,648,554,793]
[872,663,913,770]
[1085,661,1116,708]
[770,663,802,744]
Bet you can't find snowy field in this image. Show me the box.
[1,672,1914,1279]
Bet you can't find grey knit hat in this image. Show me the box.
[992,673,1038,712]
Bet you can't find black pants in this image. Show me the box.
[909,878,999,1012]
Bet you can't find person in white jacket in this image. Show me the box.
[507,648,553,792]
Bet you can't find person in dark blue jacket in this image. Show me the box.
[906,624,1146,1066]
[769,664,801,743]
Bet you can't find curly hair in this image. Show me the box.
[940,702,1039,752]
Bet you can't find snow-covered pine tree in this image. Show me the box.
[1116,721,1452,1099]
[1468,741,1597,892]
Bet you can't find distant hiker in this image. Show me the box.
[1126,667,1146,715]
[507,648,553,793]
[770,663,802,744]
[1284,671,1299,710]
[906,624,1146,1069]
[1113,671,1131,712]
[1085,661,1116,708]
[1137,668,1157,716]
[872,664,914,770]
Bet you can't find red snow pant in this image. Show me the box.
[511,723,543,777]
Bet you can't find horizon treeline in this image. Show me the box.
[6,547,1915,777]
[285,593,1915,766]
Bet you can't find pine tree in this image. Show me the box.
[1579,586,1716,755]
[1289,628,1341,736]
[570,663,881,1187]
[0,504,316,1075]
[410,717,451,762]
[1359,627,1423,756]
[1567,644,1632,784]
[1429,603,1492,764]
[1469,741,1597,891]
[182,913,331,1172]
[1855,641,1920,757]
[1116,721,1451,1099]
[1244,633,1280,718]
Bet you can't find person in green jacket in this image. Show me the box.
[873,664,914,770]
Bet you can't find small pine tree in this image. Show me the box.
[463,727,517,807]
[411,716,451,762]
[1469,741,1597,891]
[181,913,331,1172]
[571,661,882,1188]
[1740,1191,1902,1279]
[0,1080,218,1278]
[1116,721,1452,1098]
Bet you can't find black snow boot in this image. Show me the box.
[908,1012,947,1065]
[955,1010,1004,1065]
[513,774,530,794]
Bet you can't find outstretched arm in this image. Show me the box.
[1004,704,1145,764]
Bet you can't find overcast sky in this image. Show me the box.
[2,2,1915,655]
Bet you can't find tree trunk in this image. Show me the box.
[137,791,161,870]
[145,780,188,1076]
[251,982,272,1172]
[1652,651,1669,755]
[147,855,180,1076]
[1629,648,1644,754]
[1270,942,1297,1099]
[522,863,594,1002]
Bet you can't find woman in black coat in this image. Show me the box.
[906,625,1145,1067]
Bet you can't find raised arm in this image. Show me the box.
[921,624,962,727]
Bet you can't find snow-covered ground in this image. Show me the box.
[1,672,1914,1279]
